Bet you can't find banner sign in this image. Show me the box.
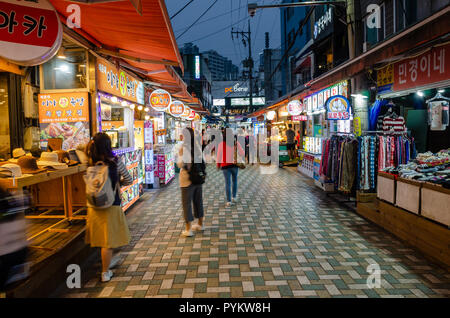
[326,95,351,120]
[292,115,308,121]
[393,43,450,92]
[287,100,302,116]
[304,80,348,113]
[144,120,154,185]
[353,116,362,136]
[97,57,143,103]
[0,0,63,66]
[168,100,185,117]
[377,64,394,94]
[38,92,90,150]
[149,89,171,111]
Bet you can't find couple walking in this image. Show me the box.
[178,128,245,237]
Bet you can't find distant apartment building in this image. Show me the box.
[202,50,239,81]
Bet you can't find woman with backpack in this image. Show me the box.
[85,132,133,282]
[216,129,245,207]
[177,128,205,237]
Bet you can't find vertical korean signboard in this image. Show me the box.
[393,43,450,91]
[38,92,90,150]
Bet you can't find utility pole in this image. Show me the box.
[231,20,253,114]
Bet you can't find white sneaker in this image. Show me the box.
[232,197,237,203]
[192,224,203,232]
[226,202,233,207]
[101,270,113,282]
[109,255,121,269]
[181,230,194,237]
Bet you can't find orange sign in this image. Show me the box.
[156,129,167,136]
[149,89,171,111]
[102,121,124,130]
[168,100,185,117]
[38,92,89,123]
[181,106,191,118]
[96,57,144,103]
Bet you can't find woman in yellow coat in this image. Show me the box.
[85,133,132,282]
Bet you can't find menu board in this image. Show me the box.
[38,92,90,150]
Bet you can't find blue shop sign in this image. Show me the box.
[326,95,351,120]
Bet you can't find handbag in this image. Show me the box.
[234,145,246,169]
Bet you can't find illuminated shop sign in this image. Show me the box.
[194,55,200,79]
[326,95,351,120]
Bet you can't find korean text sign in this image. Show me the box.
[326,95,351,120]
[0,0,62,65]
[96,57,143,103]
[38,92,89,123]
[394,43,450,91]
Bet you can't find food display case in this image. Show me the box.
[115,148,143,212]
[154,144,175,185]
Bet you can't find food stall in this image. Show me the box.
[95,56,145,211]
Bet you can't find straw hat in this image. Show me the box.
[37,152,68,170]
[17,156,46,174]
[9,148,27,163]
[0,164,23,178]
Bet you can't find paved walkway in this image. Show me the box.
[61,165,450,298]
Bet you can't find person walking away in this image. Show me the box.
[286,124,296,160]
[85,133,132,282]
[178,128,205,237]
[216,130,245,206]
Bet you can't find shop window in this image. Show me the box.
[41,48,88,91]
[395,0,417,33]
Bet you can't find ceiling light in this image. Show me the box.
[417,91,424,97]
[129,104,135,110]
[144,107,149,112]
[111,96,118,103]
[145,115,150,120]
[121,101,128,107]
[138,105,143,111]
[438,89,445,93]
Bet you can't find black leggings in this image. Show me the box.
[0,247,28,291]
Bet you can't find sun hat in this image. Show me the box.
[17,156,46,174]
[0,164,23,178]
[75,149,88,164]
[54,150,78,166]
[8,148,27,163]
[37,152,68,170]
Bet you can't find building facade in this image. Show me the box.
[202,50,239,81]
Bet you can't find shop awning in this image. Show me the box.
[49,0,204,108]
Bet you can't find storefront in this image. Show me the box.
[94,56,145,211]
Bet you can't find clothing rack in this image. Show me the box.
[362,130,409,135]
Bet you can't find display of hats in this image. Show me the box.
[53,150,78,166]
[0,164,23,178]
[17,156,46,174]
[9,148,27,163]
[37,152,68,170]
[30,148,43,159]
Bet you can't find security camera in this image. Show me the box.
[248,3,257,17]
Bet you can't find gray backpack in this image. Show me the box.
[84,162,117,209]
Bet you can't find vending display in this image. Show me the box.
[117,148,143,212]
[154,145,175,185]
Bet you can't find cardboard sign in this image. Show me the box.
[97,57,143,103]
[0,0,62,66]
[326,95,351,120]
[149,89,171,111]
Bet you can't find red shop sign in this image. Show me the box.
[394,43,450,91]
[292,115,308,121]
[0,0,62,66]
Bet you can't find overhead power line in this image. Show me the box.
[176,0,219,40]
[170,0,195,20]
[187,15,251,43]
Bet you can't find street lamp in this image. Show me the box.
[248,1,346,17]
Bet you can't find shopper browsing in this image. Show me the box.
[286,124,296,160]
[85,133,133,282]
[177,128,206,237]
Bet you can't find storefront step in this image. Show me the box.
[356,200,450,271]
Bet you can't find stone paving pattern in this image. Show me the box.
[61,165,450,298]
